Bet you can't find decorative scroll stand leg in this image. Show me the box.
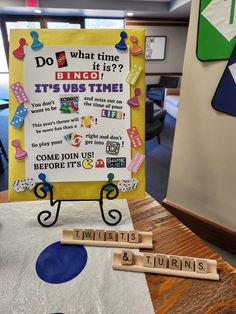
[34,182,122,227]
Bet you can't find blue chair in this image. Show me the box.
[147,76,179,106]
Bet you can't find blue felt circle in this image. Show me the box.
[36,241,87,284]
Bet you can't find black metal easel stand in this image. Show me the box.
[34,182,122,228]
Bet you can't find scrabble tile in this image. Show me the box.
[143,253,155,268]
[121,250,133,265]
[106,230,117,241]
[169,256,182,270]
[94,229,105,241]
[195,259,208,273]
[155,254,169,268]
[83,229,94,240]
[182,257,195,272]
[128,230,139,243]
[118,231,129,242]
[73,229,84,240]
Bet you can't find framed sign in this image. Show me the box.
[145,36,167,60]
[9,29,145,201]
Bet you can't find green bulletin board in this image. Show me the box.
[197,0,236,61]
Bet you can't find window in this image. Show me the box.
[85,18,124,29]
[6,21,41,40]
[47,22,81,29]
[0,28,8,72]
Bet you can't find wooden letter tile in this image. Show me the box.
[143,253,155,268]
[73,229,83,240]
[94,229,105,241]
[196,259,208,273]
[169,256,182,270]
[83,229,94,240]
[128,230,139,243]
[121,250,133,265]
[118,231,129,242]
[182,257,195,272]
[155,254,168,268]
[106,230,117,241]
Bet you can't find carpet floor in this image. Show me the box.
[145,113,176,202]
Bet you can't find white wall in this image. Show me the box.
[167,0,236,231]
[145,25,188,75]
[126,23,188,85]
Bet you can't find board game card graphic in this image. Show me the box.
[60,95,79,113]
[212,44,236,116]
[55,51,68,68]
[71,134,82,147]
[197,0,236,61]
[64,132,82,147]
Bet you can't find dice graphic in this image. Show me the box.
[11,82,29,105]
[127,127,143,148]
[10,106,28,128]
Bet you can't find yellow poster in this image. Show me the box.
[9,29,145,201]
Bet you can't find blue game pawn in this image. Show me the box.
[30,31,43,50]
[115,31,128,50]
[38,173,52,192]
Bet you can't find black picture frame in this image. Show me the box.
[145,36,167,61]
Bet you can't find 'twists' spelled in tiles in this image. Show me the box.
[61,228,153,249]
[73,229,139,242]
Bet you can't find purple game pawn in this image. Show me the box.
[127,88,141,108]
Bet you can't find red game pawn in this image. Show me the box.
[12,139,27,160]
[13,38,27,59]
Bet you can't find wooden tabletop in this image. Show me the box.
[128,195,236,313]
[0,190,8,203]
[1,191,235,313]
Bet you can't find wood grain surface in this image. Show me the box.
[128,194,236,314]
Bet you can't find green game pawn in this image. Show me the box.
[104,173,115,192]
